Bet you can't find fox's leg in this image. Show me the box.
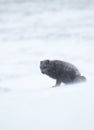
[53,79,62,87]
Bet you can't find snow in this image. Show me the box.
[0,0,94,130]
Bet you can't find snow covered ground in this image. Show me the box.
[0,0,94,130]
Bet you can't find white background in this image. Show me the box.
[0,0,94,130]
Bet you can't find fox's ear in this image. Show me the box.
[46,60,50,64]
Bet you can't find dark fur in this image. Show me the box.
[40,60,86,87]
